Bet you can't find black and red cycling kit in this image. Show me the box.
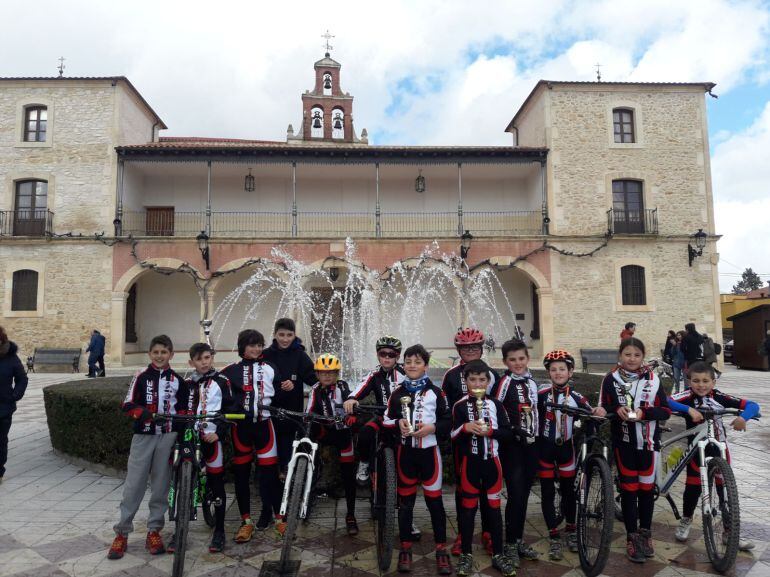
[122,364,187,435]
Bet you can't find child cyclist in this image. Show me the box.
[385,344,452,575]
[108,335,186,559]
[491,338,540,566]
[599,337,671,563]
[306,353,359,536]
[343,335,405,484]
[538,350,605,561]
[220,329,283,541]
[178,342,237,553]
[668,360,759,551]
[451,360,515,577]
[442,328,500,556]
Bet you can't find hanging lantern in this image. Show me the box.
[415,169,426,193]
[244,168,255,192]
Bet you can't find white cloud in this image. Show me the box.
[714,198,770,292]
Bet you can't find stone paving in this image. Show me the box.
[1,366,770,577]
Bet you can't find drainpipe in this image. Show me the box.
[115,159,124,236]
[540,159,549,235]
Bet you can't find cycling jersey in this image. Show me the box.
[441,362,499,411]
[349,364,405,405]
[307,379,351,421]
[122,364,186,435]
[221,358,279,420]
[536,384,591,444]
[668,388,759,443]
[492,370,539,441]
[184,369,235,437]
[384,379,450,449]
[450,395,512,460]
[600,367,671,450]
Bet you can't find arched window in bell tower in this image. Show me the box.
[323,73,333,96]
[332,109,344,139]
[311,106,324,138]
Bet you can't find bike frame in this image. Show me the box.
[280,435,320,520]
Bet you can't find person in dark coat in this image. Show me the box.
[261,318,316,473]
[86,329,107,378]
[0,326,28,481]
[682,323,705,369]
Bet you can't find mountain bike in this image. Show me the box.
[545,402,614,577]
[613,406,760,572]
[348,403,396,571]
[258,404,342,574]
[154,412,244,577]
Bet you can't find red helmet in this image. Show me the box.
[454,328,485,346]
[543,349,575,370]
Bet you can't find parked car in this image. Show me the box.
[724,339,734,364]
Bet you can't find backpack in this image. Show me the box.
[714,343,722,355]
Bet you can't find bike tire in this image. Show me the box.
[577,456,614,577]
[172,461,193,577]
[202,486,216,529]
[703,456,740,573]
[376,447,397,572]
[279,458,307,572]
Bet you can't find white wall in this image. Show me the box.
[134,272,201,351]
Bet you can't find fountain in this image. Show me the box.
[211,238,523,382]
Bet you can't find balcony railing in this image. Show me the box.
[607,208,658,235]
[0,209,54,237]
[120,210,544,238]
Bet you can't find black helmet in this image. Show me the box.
[375,335,402,352]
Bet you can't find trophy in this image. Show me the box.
[521,405,534,444]
[623,384,638,420]
[400,396,414,435]
[471,388,488,434]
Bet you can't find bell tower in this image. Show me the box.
[287,33,367,144]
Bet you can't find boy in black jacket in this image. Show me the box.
[261,318,316,474]
[108,335,186,560]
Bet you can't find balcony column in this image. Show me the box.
[206,160,212,236]
[457,162,463,236]
[540,160,549,235]
[375,163,381,238]
[115,159,124,236]
[292,162,298,237]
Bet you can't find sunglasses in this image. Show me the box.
[459,345,483,352]
[378,351,399,359]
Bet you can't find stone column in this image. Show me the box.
[109,292,128,365]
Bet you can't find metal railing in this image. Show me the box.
[607,208,658,235]
[0,209,54,236]
[120,209,544,238]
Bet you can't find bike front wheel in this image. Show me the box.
[375,447,397,571]
[279,458,308,572]
[172,461,193,577]
[703,456,740,573]
[577,456,614,577]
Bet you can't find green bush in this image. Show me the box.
[44,378,134,471]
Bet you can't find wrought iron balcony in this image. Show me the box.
[0,209,54,237]
[120,209,545,238]
[607,208,658,235]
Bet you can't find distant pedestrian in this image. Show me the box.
[86,329,106,378]
[663,330,676,364]
[762,330,770,359]
[682,323,705,368]
[671,332,686,394]
[0,326,28,482]
[702,333,718,367]
[620,322,636,341]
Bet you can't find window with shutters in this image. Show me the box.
[145,207,175,236]
[621,265,646,306]
[12,269,38,311]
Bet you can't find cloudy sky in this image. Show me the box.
[2,0,769,292]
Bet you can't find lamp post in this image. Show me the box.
[460,230,473,263]
[459,230,473,327]
[415,169,426,193]
[196,230,210,270]
[688,228,707,267]
[112,217,122,237]
[244,168,255,193]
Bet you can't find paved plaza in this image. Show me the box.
[1,366,769,577]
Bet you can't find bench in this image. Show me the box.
[580,348,618,372]
[27,348,82,373]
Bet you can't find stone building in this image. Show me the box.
[0,55,721,369]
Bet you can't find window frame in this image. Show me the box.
[620,264,646,306]
[613,258,654,312]
[15,99,54,148]
[11,269,39,311]
[606,101,644,149]
[3,261,45,318]
[612,179,645,234]
[23,105,48,142]
[613,107,635,144]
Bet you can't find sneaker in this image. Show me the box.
[356,461,370,485]
[456,553,474,576]
[275,518,287,538]
[517,539,539,561]
[675,517,692,542]
[209,530,225,553]
[398,544,413,573]
[503,542,520,568]
[145,531,165,555]
[107,534,127,560]
[234,520,255,543]
[566,531,578,553]
[482,531,494,555]
[492,553,517,577]
[638,528,654,557]
[256,509,273,531]
[451,534,463,556]
[410,523,422,541]
[166,534,176,554]
[548,535,563,561]
[722,531,755,551]
[346,514,359,537]
[436,546,452,575]
[626,533,646,563]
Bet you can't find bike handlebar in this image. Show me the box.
[152,412,245,421]
[257,403,341,424]
[335,402,388,415]
[544,402,605,420]
[672,406,761,420]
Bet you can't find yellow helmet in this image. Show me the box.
[314,353,342,372]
